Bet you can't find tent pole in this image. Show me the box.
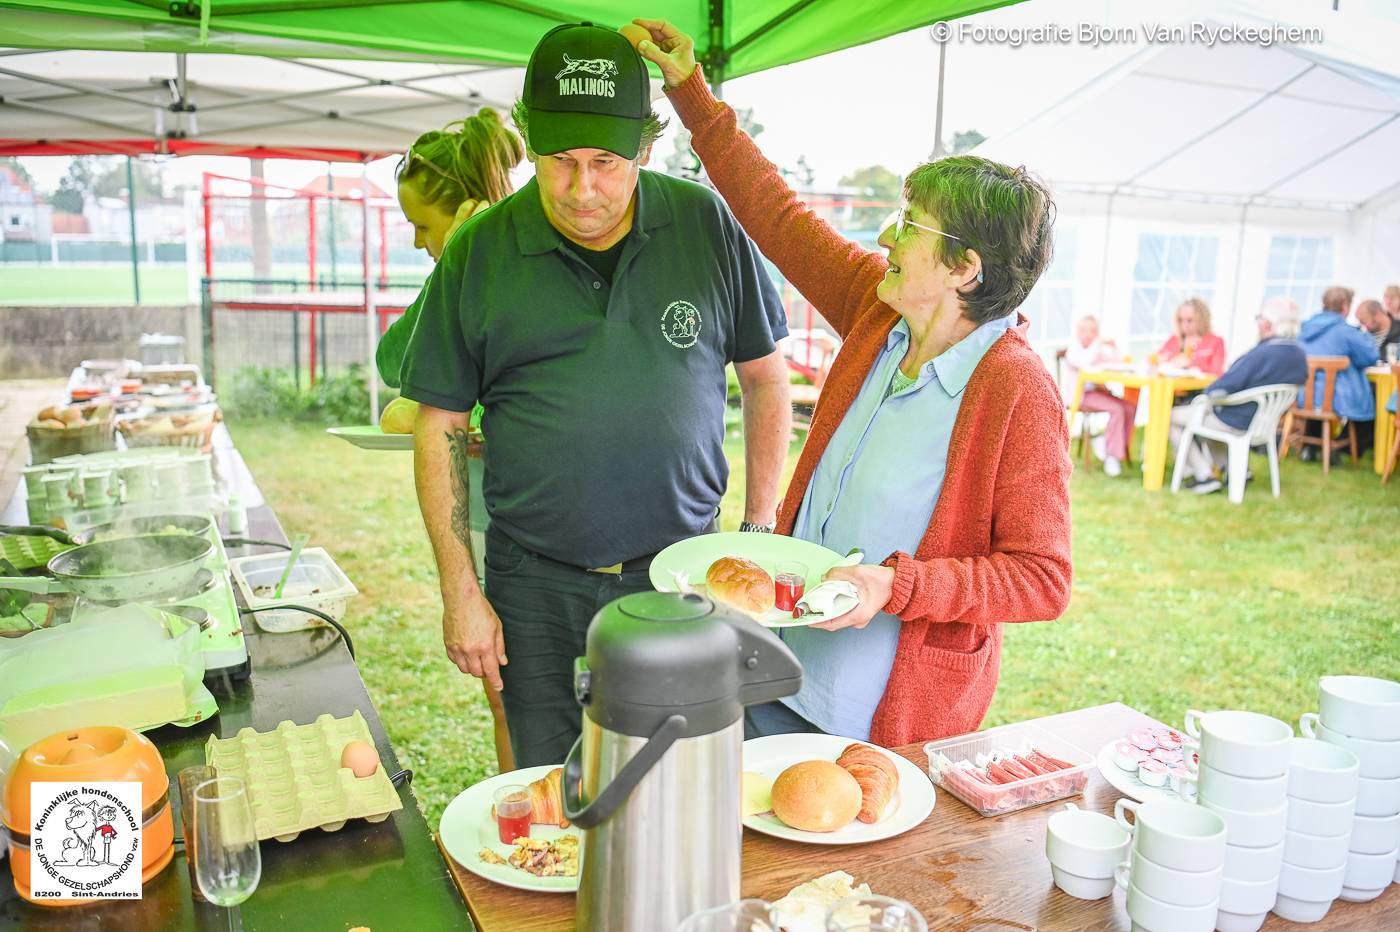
[1096,189,1117,319]
[126,155,141,304]
[706,0,726,98]
[932,35,947,158]
[362,165,379,424]
[1227,200,1251,349]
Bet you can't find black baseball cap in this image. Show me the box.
[523,22,650,159]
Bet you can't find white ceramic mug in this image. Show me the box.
[1175,762,1287,812]
[1272,892,1336,924]
[1045,802,1130,879]
[1349,811,1400,855]
[1286,736,1360,804]
[1275,861,1347,922]
[1183,710,1292,779]
[1300,713,1400,779]
[1213,907,1268,932]
[1319,676,1400,741]
[1123,880,1218,932]
[1198,797,1288,849]
[1114,798,1227,873]
[1356,774,1400,817]
[1341,846,1399,896]
[1219,874,1281,915]
[1114,848,1222,907]
[1282,827,1352,871]
[1285,795,1356,838]
[1223,838,1284,883]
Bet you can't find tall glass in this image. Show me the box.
[678,899,777,932]
[193,776,262,907]
[825,894,928,932]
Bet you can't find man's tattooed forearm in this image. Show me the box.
[446,428,472,548]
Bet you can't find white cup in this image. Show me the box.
[1278,858,1347,903]
[1286,737,1360,804]
[1045,803,1129,879]
[1213,908,1267,932]
[1356,774,1400,817]
[1223,839,1284,883]
[1319,675,1400,741]
[1175,762,1287,813]
[1340,846,1399,899]
[1285,795,1355,838]
[1114,848,1222,907]
[1218,874,1281,915]
[1349,811,1400,855]
[1282,827,1351,871]
[1114,798,1227,873]
[1199,797,1288,849]
[1272,892,1335,924]
[1300,714,1400,779]
[1183,710,1291,779]
[1049,864,1114,900]
[1123,880,1218,932]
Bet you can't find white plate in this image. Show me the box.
[438,765,580,893]
[326,425,413,451]
[1095,742,1186,805]
[741,734,935,845]
[650,532,860,628]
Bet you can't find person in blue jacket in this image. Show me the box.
[1297,285,1379,456]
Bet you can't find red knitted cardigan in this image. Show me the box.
[669,69,1074,746]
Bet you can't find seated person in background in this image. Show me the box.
[1063,315,1137,477]
[1356,298,1400,361]
[1169,297,1307,494]
[1157,297,1227,376]
[1298,285,1379,456]
[1384,284,1400,321]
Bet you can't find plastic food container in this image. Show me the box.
[230,547,358,633]
[924,722,1094,817]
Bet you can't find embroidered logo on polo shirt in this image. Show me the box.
[556,56,618,97]
[661,300,702,349]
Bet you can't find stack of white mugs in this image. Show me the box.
[1112,796,1227,931]
[1299,675,1400,905]
[1273,735,1359,922]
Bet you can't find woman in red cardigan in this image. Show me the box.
[635,20,1072,746]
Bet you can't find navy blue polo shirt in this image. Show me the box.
[400,169,787,568]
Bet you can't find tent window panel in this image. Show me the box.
[1129,233,1221,346]
[1022,229,1078,344]
[1263,235,1334,316]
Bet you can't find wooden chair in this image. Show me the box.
[1382,364,1400,485]
[1055,348,1134,469]
[1279,356,1357,475]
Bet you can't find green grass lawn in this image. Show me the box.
[230,419,1399,830]
[0,264,192,305]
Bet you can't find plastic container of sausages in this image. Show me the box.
[923,722,1094,817]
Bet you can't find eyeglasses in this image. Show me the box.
[891,207,965,243]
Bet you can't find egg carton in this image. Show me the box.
[204,711,402,842]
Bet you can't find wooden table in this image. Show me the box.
[1367,365,1397,476]
[436,703,1398,930]
[1068,370,1215,490]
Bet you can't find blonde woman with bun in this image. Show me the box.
[374,108,524,772]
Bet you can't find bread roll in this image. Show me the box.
[379,396,419,434]
[771,760,862,832]
[705,556,775,618]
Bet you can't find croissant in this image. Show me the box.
[836,743,900,824]
[491,767,570,828]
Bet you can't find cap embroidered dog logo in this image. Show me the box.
[556,55,619,97]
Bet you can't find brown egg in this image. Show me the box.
[618,23,651,51]
[340,740,380,778]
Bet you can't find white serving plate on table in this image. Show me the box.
[650,532,861,628]
[1095,742,1187,804]
[326,425,413,451]
[439,765,579,893]
[742,734,935,845]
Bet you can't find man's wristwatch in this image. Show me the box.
[739,521,776,533]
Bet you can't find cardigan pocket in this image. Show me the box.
[916,630,997,738]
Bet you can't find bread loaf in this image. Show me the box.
[770,760,862,832]
[705,556,775,618]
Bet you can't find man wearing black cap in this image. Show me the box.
[401,23,792,767]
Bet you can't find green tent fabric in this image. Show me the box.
[0,0,1022,83]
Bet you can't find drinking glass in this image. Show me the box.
[1387,344,1399,365]
[493,784,532,844]
[678,898,777,932]
[773,560,808,613]
[826,894,929,932]
[193,776,262,907]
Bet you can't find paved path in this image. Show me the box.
[0,379,66,514]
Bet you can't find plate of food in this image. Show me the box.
[741,733,934,845]
[326,425,414,451]
[438,765,580,893]
[650,532,861,628]
[1095,726,1194,805]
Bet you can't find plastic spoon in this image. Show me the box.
[272,533,310,599]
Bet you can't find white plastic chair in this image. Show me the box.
[1170,384,1300,504]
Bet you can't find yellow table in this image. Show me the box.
[1367,365,1397,476]
[1068,368,1215,491]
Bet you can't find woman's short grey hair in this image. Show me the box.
[510,100,668,160]
[1259,295,1301,339]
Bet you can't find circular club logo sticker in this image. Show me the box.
[660,300,702,349]
[30,782,143,900]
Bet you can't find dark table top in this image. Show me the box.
[1,483,469,929]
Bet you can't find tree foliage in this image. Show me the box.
[838,164,902,230]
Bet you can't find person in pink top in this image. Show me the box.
[1158,297,1227,375]
[1064,315,1137,476]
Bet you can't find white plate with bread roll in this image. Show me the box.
[326,425,413,451]
[741,734,935,845]
[439,765,581,892]
[650,532,860,627]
